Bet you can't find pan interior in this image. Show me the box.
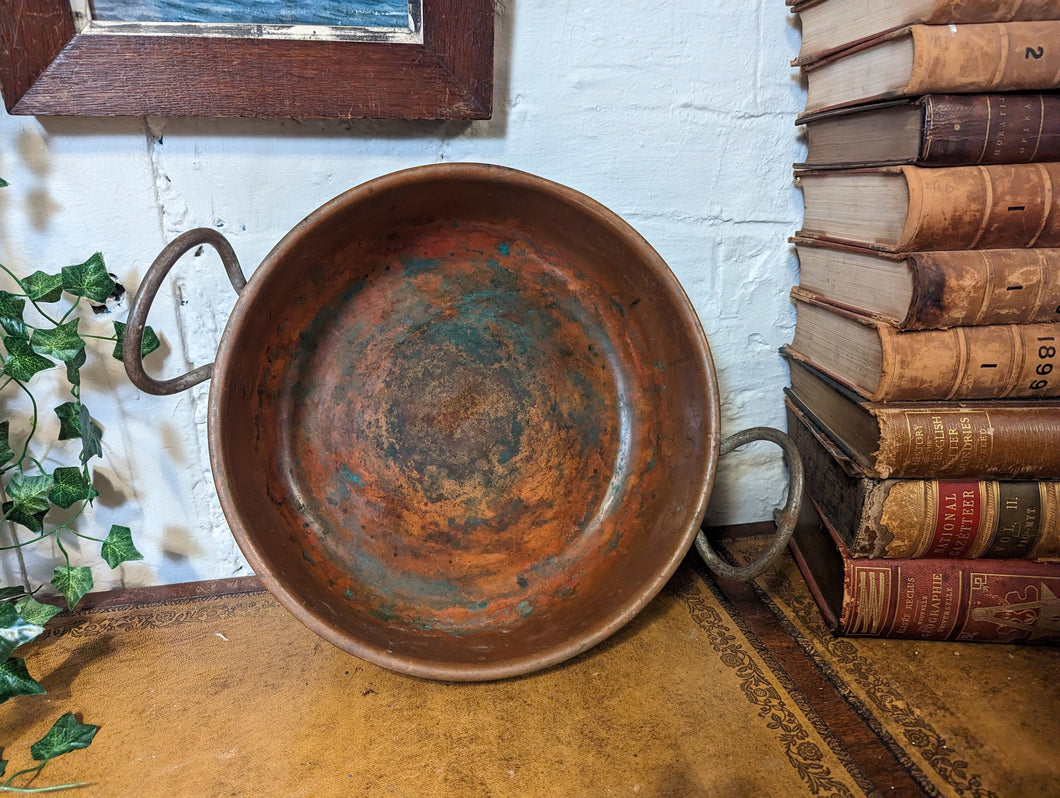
[214,170,715,679]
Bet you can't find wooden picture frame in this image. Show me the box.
[0,0,493,119]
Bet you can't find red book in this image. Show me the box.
[790,495,1060,642]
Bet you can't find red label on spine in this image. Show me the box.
[926,482,982,557]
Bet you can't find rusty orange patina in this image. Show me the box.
[151,165,720,680]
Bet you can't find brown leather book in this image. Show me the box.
[785,354,1060,479]
[792,238,1060,330]
[790,0,1060,66]
[788,289,1060,401]
[796,163,1060,252]
[788,469,1060,642]
[800,22,1060,115]
[796,94,1060,169]
[785,399,1060,560]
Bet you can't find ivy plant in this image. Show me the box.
[0,178,162,792]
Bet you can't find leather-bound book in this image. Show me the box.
[785,399,1060,560]
[800,21,1060,115]
[788,472,1060,642]
[790,0,1060,66]
[787,289,1060,401]
[785,354,1060,479]
[796,163,1060,252]
[792,238,1060,330]
[796,94,1060,170]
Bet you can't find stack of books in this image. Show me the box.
[783,0,1060,643]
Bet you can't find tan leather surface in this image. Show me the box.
[2,548,1056,797]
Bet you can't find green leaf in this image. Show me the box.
[0,420,14,466]
[4,472,53,533]
[0,602,45,660]
[48,466,97,510]
[18,270,64,303]
[0,291,27,339]
[0,177,8,188]
[0,586,26,601]
[14,594,63,626]
[55,402,82,440]
[78,405,103,464]
[3,336,54,381]
[30,318,85,363]
[2,501,47,533]
[66,347,87,389]
[0,758,6,777]
[31,712,99,761]
[51,566,93,610]
[0,657,46,702]
[61,253,115,303]
[101,525,143,569]
[111,321,161,361]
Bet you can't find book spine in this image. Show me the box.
[926,0,1060,24]
[878,322,1060,400]
[872,406,1060,477]
[786,399,1060,561]
[906,22,1060,97]
[839,555,1060,642]
[899,162,1060,251]
[906,248,1060,329]
[920,94,1060,165]
[878,480,1060,559]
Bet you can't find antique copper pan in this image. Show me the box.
[124,163,801,681]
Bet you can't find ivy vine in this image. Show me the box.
[0,178,162,791]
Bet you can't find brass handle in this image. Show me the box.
[694,426,804,580]
[124,228,247,396]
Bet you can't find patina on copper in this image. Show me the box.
[124,163,795,681]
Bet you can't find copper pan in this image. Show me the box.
[125,163,801,681]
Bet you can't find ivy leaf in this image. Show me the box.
[0,421,14,466]
[14,594,63,626]
[3,336,54,381]
[54,402,103,460]
[2,501,47,533]
[48,467,97,510]
[65,347,87,389]
[0,291,27,339]
[30,318,85,363]
[101,525,143,569]
[0,657,46,703]
[6,472,53,516]
[55,402,82,440]
[61,254,115,304]
[0,602,45,660]
[30,713,99,761]
[4,472,53,533]
[111,321,161,361]
[0,586,26,601]
[51,566,93,610]
[18,270,64,304]
[79,405,103,464]
[0,178,8,188]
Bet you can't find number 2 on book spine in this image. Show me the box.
[1031,338,1056,390]
[1026,46,1044,60]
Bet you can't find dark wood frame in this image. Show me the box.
[0,0,493,119]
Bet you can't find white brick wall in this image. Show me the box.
[0,0,806,589]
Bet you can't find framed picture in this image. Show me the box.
[0,0,493,119]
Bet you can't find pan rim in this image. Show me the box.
[207,162,721,681]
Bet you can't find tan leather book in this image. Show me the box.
[788,288,1060,401]
[785,353,1060,479]
[786,399,1060,560]
[795,94,1060,169]
[792,238,1060,329]
[790,0,1060,66]
[796,163,1060,252]
[800,22,1060,115]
